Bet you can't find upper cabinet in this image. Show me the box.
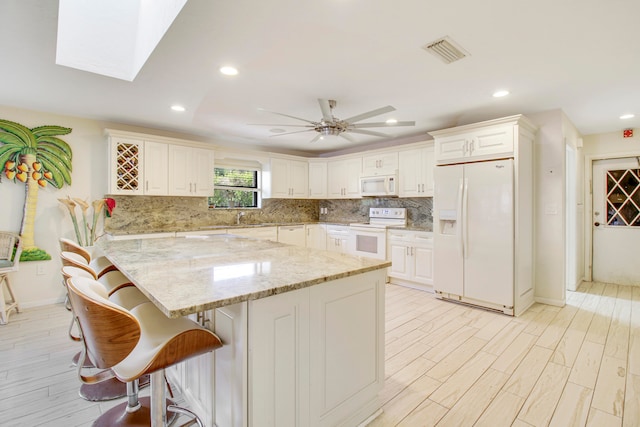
[308,160,327,199]
[108,135,145,195]
[106,129,215,197]
[144,141,169,195]
[362,151,398,176]
[398,142,434,197]
[168,145,215,197]
[431,115,537,166]
[269,157,308,198]
[431,121,517,165]
[327,157,362,199]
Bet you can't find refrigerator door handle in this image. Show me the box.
[457,177,464,258]
[463,178,469,259]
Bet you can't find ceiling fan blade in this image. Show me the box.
[248,123,314,127]
[318,99,333,122]
[347,129,391,138]
[350,121,415,128]
[343,105,396,124]
[339,132,357,143]
[269,129,315,137]
[258,108,318,125]
[309,134,323,143]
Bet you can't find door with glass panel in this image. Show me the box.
[592,157,640,285]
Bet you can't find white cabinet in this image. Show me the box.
[326,224,350,253]
[432,123,514,165]
[327,157,361,198]
[249,287,310,426]
[278,224,306,247]
[107,129,214,197]
[398,143,434,197]
[168,145,215,196]
[143,140,169,195]
[308,160,327,199]
[362,151,398,176]
[270,158,309,198]
[305,224,326,250]
[249,270,385,427]
[109,136,164,195]
[387,229,433,291]
[231,226,278,242]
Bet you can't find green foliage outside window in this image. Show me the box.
[209,167,259,208]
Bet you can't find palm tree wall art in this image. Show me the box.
[0,119,73,261]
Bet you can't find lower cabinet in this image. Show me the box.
[166,258,386,427]
[387,230,434,291]
[326,225,350,253]
[277,224,306,247]
[230,226,278,242]
[249,270,385,426]
[305,224,326,250]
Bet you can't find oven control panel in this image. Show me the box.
[369,208,406,219]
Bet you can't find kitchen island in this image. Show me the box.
[99,234,390,427]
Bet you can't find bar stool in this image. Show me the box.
[66,276,223,427]
[62,266,151,402]
[59,238,116,278]
[0,232,22,325]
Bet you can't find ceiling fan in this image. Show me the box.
[253,99,415,143]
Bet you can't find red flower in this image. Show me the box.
[105,198,116,217]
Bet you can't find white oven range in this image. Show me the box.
[349,208,407,260]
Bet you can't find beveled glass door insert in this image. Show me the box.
[606,168,640,226]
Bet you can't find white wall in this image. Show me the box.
[0,106,108,307]
[527,109,582,306]
[0,105,216,307]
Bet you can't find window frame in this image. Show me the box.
[210,163,262,209]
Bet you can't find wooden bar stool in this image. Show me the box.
[67,276,223,427]
[0,232,22,325]
[59,238,117,278]
[61,266,151,402]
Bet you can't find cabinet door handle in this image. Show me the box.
[194,183,197,193]
[421,183,425,192]
[469,140,474,154]
[146,180,149,191]
[190,183,193,193]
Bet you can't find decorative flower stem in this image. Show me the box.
[90,199,106,244]
[58,197,82,245]
[73,198,90,246]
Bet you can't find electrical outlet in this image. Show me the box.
[36,264,45,275]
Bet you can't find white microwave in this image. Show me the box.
[360,174,399,197]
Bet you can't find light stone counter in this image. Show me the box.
[98,234,390,318]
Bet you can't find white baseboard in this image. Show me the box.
[534,296,565,307]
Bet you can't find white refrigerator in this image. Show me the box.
[433,158,515,313]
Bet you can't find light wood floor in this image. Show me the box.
[1,281,638,426]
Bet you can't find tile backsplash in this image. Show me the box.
[104,195,432,234]
[320,197,432,229]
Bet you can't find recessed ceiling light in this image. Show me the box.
[220,66,238,76]
[493,90,510,98]
[620,113,635,120]
[386,118,398,125]
[171,105,186,112]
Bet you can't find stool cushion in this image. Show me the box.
[113,302,222,382]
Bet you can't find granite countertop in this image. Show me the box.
[98,234,390,318]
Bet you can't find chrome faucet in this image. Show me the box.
[236,211,245,225]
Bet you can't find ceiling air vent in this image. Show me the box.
[423,36,469,64]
